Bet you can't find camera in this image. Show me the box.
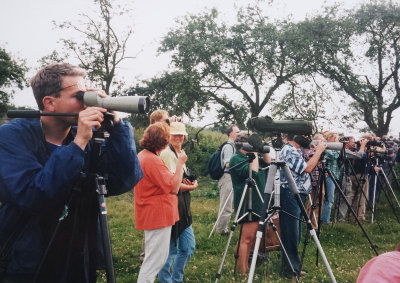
[183,171,197,182]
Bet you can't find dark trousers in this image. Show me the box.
[279,188,306,275]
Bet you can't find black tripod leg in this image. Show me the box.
[282,165,336,282]
[328,170,379,255]
[96,176,116,283]
[233,223,245,277]
[376,173,400,224]
[390,166,400,191]
[248,164,299,283]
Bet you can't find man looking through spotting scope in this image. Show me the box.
[216,125,240,236]
[279,134,326,277]
[229,131,271,276]
[0,63,143,282]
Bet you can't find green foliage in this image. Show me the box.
[300,1,400,136]
[0,47,29,117]
[143,3,316,128]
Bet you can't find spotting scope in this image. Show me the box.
[247,116,312,135]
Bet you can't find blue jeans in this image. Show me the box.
[321,177,335,223]
[158,225,195,283]
[279,188,306,275]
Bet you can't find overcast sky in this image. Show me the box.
[1,0,399,137]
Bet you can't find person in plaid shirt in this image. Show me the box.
[279,134,326,278]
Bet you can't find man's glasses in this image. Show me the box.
[55,79,94,94]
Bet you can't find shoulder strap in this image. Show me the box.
[169,144,178,158]
[168,144,188,175]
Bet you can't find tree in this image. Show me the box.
[141,5,315,128]
[0,47,28,117]
[300,1,400,136]
[270,75,342,133]
[44,0,136,96]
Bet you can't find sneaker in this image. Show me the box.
[220,231,229,236]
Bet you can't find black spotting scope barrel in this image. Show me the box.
[247,116,313,135]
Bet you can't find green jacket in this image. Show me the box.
[229,151,268,222]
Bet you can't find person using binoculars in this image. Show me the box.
[229,131,271,276]
[0,63,143,282]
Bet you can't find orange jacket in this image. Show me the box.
[134,149,179,230]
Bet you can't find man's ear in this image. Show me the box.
[42,96,56,112]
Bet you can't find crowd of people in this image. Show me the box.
[0,62,399,282]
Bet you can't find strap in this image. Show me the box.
[168,144,189,175]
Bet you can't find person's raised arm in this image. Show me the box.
[304,142,327,173]
[170,150,188,194]
[73,107,106,150]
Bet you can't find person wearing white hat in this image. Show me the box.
[158,122,198,283]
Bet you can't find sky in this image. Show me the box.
[1,0,399,137]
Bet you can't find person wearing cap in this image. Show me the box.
[158,122,198,283]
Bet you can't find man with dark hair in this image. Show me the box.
[0,63,143,282]
[279,134,326,278]
[216,124,240,236]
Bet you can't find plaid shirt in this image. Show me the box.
[325,149,340,180]
[280,142,312,194]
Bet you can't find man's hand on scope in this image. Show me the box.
[359,138,367,152]
[314,141,327,154]
[74,107,107,150]
[88,90,121,124]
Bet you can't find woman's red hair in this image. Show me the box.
[140,122,170,153]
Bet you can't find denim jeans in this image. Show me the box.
[321,177,335,223]
[279,188,306,275]
[158,225,195,283]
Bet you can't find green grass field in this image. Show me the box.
[101,176,400,282]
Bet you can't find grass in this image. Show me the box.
[99,175,400,282]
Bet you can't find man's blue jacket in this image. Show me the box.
[0,118,142,282]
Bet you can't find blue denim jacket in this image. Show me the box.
[0,118,142,280]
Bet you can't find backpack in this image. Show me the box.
[206,142,234,180]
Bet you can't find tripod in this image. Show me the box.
[248,139,336,283]
[215,153,265,282]
[299,152,379,274]
[369,153,400,224]
[33,114,117,283]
